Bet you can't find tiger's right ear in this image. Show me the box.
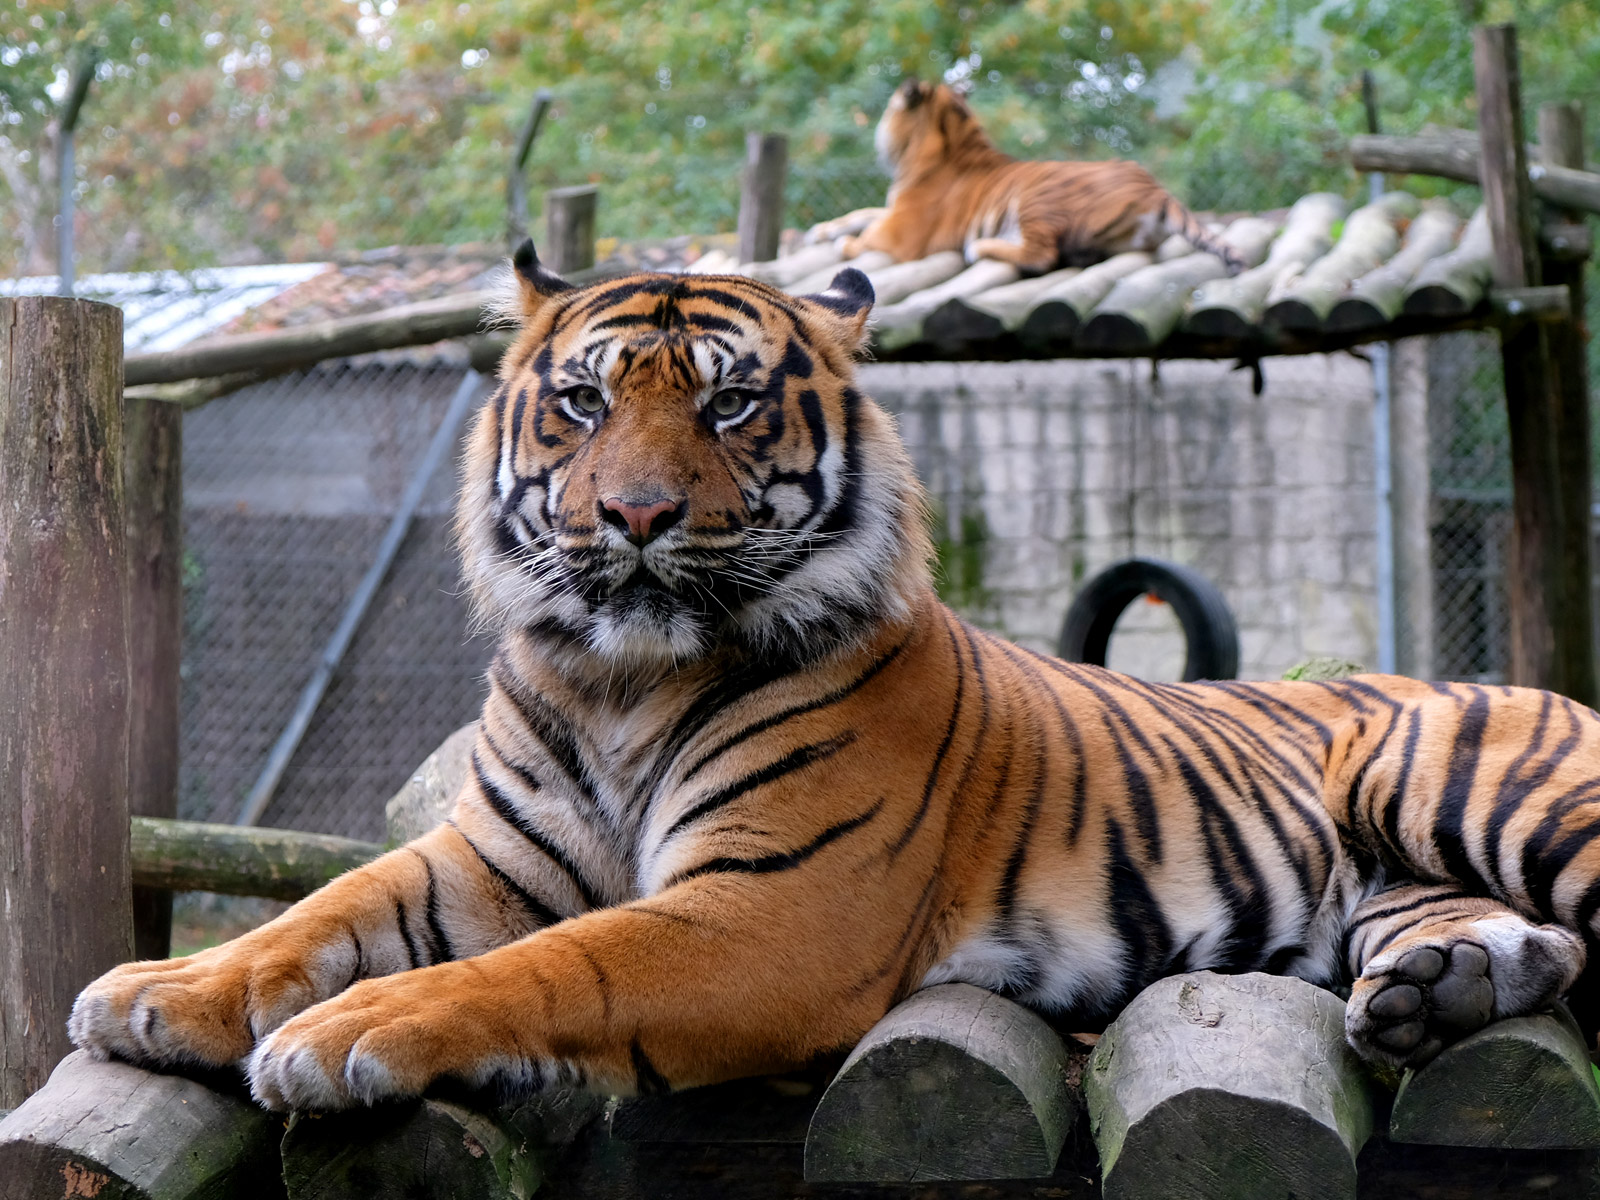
[798,268,875,354]
[509,239,573,323]
[899,78,928,109]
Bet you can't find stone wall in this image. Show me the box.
[859,355,1379,681]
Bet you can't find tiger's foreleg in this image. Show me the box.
[246,872,904,1111]
[1342,881,1584,1069]
[69,822,546,1071]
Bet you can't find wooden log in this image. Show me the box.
[280,1089,602,1200]
[872,260,1021,353]
[124,396,184,960]
[966,268,1083,328]
[384,722,477,846]
[1490,284,1571,322]
[0,297,132,1109]
[545,184,598,275]
[861,251,967,306]
[0,1050,284,1200]
[1403,207,1494,317]
[1387,1005,1600,1148]
[1351,130,1600,216]
[1085,972,1374,1200]
[1017,252,1153,345]
[801,206,887,245]
[786,250,893,297]
[740,241,843,288]
[736,132,788,264]
[1265,191,1422,333]
[804,983,1077,1182]
[1477,23,1568,697]
[1538,99,1597,711]
[1076,252,1227,354]
[918,269,1084,351]
[129,817,382,902]
[1186,193,1347,338]
[1327,204,1463,333]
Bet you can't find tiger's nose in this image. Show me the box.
[600,495,684,546]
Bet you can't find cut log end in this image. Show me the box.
[804,983,1077,1183]
[1388,1007,1600,1149]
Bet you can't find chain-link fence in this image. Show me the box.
[179,359,495,841]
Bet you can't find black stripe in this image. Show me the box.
[448,823,562,928]
[680,637,908,783]
[473,751,603,909]
[1485,692,1576,892]
[631,1039,671,1096]
[663,733,857,843]
[491,658,605,814]
[887,617,968,857]
[1434,687,1491,889]
[669,796,886,886]
[395,900,424,970]
[1380,710,1426,866]
[411,849,456,964]
[1104,817,1173,1010]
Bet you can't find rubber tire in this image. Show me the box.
[1057,557,1240,682]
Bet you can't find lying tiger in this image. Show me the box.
[829,77,1244,274]
[74,246,1589,1112]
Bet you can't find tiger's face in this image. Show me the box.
[456,244,932,671]
[876,78,978,177]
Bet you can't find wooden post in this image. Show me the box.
[736,132,788,264]
[1475,24,1569,695]
[0,297,132,1108]
[124,396,182,959]
[804,983,1078,1182]
[1538,100,1596,708]
[545,185,598,275]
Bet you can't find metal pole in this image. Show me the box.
[235,369,488,826]
[1364,70,1398,675]
[55,56,94,297]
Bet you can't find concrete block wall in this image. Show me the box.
[858,355,1379,681]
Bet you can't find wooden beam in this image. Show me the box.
[1351,131,1600,215]
[0,297,132,1110]
[124,396,183,960]
[1085,972,1374,1200]
[1538,100,1596,709]
[1477,23,1569,695]
[804,983,1077,1182]
[1327,204,1462,333]
[1403,208,1494,318]
[1265,191,1420,332]
[736,132,788,264]
[1185,193,1346,339]
[1077,251,1227,352]
[545,184,598,275]
[130,817,382,901]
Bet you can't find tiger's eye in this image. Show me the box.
[570,386,604,414]
[710,390,749,418]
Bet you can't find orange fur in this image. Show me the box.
[837,79,1241,274]
[72,253,1596,1109]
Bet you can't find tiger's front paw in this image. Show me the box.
[69,941,320,1070]
[247,964,529,1111]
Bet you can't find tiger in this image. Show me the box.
[72,243,1592,1114]
[828,77,1245,275]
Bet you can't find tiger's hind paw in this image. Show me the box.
[1345,920,1584,1070]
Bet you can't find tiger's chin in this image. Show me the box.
[583,587,715,669]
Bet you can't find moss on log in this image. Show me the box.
[0,1051,284,1200]
[1326,204,1464,333]
[804,983,1077,1183]
[1085,972,1373,1200]
[1264,191,1422,333]
[130,817,382,901]
[1185,193,1347,339]
[1403,207,1494,318]
[1387,1005,1600,1148]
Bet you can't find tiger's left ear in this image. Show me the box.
[508,238,573,323]
[798,268,875,354]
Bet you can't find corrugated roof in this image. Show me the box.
[0,263,332,353]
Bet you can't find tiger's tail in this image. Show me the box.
[1160,198,1246,276]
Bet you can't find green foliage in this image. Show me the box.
[1,1,1598,274]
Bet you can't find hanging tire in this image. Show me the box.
[1057,558,1240,682]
